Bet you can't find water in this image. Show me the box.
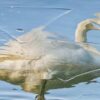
[0,0,100,100]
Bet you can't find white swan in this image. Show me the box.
[0,17,100,100]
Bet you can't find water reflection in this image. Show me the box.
[0,87,35,100]
[0,68,100,100]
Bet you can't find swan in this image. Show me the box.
[0,17,100,100]
[0,28,100,99]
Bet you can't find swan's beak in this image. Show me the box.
[92,22,100,30]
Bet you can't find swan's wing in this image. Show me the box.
[16,26,46,42]
[16,26,67,43]
[0,27,51,55]
[0,26,70,62]
[0,54,25,62]
[0,28,50,62]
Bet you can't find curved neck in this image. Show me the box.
[75,26,88,43]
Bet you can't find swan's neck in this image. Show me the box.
[75,27,88,43]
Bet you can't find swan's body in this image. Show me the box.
[0,15,100,99]
[0,26,100,84]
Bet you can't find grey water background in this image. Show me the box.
[0,0,100,100]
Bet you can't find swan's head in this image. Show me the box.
[75,18,100,42]
[87,17,100,30]
[79,19,100,31]
[85,22,100,30]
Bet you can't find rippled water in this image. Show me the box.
[0,0,100,100]
[0,77,100,100]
